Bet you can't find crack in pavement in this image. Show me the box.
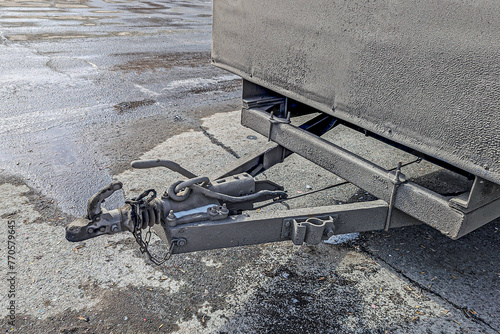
[200,126,240,159]
[361,246,500,333]
[0,32,8,45]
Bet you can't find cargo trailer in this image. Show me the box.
[67,0,500,263]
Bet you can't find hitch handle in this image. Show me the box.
[131,159,197,179]
[86,181,122,221]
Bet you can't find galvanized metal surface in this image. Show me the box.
[168,200,419,254]
[212,0,500,185]
[241,108,500,239]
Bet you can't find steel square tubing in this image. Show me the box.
[241,108,467,238]
[169,200,418,254]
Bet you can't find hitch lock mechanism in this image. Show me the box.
[66,159,287,263]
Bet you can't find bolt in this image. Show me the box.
[220,203,229,215]
[325,227,334,238]
[209,206,218,215]
[176,239,186,247]
[99,226,106,232]
[168,210,175,219]
[94,216,100,222]
[111,225,119,233]
[284,221,291,227]
[87,228,94,234]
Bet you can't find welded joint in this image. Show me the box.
[384,162,405,231]
[267,110,291,141]
[449,177,500,213]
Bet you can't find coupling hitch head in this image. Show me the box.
[65,159,288,264]
[66,181,129,242]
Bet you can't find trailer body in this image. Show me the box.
[66,0,500,258]
[212,0,500,185]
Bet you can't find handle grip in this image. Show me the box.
[131,159,197,179]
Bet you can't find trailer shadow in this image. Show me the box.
[361,218,500,330]
[216,231,498,334]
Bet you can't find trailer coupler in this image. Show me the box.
[66,159,419,263]
[66,159,291,259]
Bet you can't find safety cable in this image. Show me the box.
[253,158,422,210]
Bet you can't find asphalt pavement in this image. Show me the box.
[0,1,499,333]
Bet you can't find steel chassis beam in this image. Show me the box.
[169,200,419,254]
[216,113,338,179]
[241,107,500,239]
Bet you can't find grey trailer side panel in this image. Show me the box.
[212,0,500,185]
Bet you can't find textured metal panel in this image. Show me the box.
[212,0,500,185]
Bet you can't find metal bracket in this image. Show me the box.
[384,162,405,231]
[449,177,500,213]
[282,216,336,245]
[267,111,291,141]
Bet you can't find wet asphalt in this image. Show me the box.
[0,0,239,215]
